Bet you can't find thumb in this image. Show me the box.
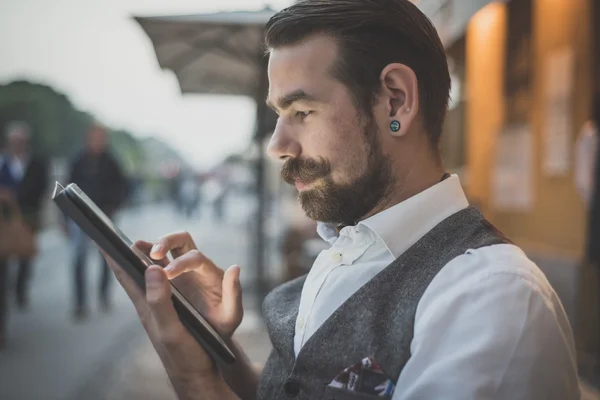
[145,266,180,330]
[222,265,243,329]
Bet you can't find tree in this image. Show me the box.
[0,80,187,176]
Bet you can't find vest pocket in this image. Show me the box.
[323,386,392,400]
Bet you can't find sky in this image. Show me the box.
[0,0,292,170]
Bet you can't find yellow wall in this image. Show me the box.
[465,0,594,258]
[465,3,507,214]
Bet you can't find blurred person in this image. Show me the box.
[586,95,600,268]
[213,185,227,222]
[575,120,598,207]
[67,124,127,320]
[579,94,600,368]
[101,1,580,399]
[0,122,48,348]
[178,172,200,218]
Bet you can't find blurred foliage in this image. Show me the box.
[0,80,92,157]
[0,80,186,176]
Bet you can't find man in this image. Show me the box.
[582,96,600,368]
[103,1,580,399]
[574,96,600,359]
[575,117,598,208]
[587,96,600,269]
[0,122,48,347]
[68,124,127,319]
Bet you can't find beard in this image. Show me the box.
[281,118,395,226]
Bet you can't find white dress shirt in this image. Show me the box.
[294,175,580,399]
[0,154,29,183]
[9,156,27,182]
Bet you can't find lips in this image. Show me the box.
[294,179,311,191]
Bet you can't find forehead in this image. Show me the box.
[89,128,106,138]
[267,35,339,98]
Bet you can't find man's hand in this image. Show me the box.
[101,231,243,400]
[136,232,243,339]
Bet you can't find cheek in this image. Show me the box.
[329,146,369,184]
[302,110,369,183]
[326,133,370,184]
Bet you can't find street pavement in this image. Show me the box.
[1,201,599,399]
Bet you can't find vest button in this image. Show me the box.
[283,378,301,397]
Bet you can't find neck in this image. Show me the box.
[360,144,445,221]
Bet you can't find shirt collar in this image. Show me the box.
[316,175,469,257]
[316,221,339,245]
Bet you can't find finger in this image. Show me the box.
[145,266,184,336]
[221,265,243,330]
[99,249,148,317]
[150,232,197,260]
[163,249,223,281]
[135,240,169,266]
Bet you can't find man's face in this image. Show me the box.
[266,36,394,225]
[87,127,107,155]
[7,130,30,156]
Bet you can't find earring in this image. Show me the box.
[390,120,401,133]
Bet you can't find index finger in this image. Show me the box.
[151,231,198,260]
[135,240,169,267]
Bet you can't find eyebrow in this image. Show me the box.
[266,89,319,111]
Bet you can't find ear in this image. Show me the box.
[380,63,419,137]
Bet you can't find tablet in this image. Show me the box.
[52,182,236,365]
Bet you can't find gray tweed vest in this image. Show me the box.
[257,207,511,400]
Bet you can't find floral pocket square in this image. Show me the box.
[328,357,395,397]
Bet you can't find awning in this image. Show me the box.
[134,7,276,97]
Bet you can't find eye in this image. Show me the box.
[296,110,312,119]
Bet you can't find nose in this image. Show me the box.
[266,119,301,161]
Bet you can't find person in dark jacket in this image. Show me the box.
[67,124,127,320]
[0,121,49,348]
[588,95,600,268]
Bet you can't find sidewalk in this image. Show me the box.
[103,312,271,400]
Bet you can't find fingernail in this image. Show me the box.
[146,269,163,287]
[151,244,163,254]
[230,265,241,281]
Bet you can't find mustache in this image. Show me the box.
[281,157,331,185]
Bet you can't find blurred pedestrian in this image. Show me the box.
[579,94,600,367]
[178,172,200,218]
[586,95,600,269]
[575,120,598,208]
[213,185,227,222]
[67,124,127,320]
[574,96,600,363]
[0,121,49,348]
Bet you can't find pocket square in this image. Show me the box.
[328,357,396,396]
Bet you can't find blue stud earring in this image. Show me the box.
[390,120,401,133]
